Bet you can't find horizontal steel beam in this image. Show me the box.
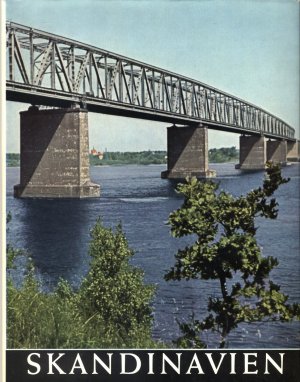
[7,83,296,142]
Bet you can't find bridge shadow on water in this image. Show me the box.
[15,198,94,288]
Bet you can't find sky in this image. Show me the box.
[5,0,300,152]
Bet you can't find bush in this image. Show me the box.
[7,220,157,348]
[79,220,156,347]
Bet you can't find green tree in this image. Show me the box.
[165,163,300,348]
[208,146,238,163]
[7,219,156,348]
[79,220,156,347]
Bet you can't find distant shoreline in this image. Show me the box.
[6,162,240,169]
[6,147,239,167]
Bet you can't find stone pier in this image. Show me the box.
[14,106,100,198]
[287,140,300,162]
[161,125,216,179]
[238,135,266,170]
[267,139,287,166]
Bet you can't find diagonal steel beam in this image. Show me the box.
[34,41,53,86]
[14,34,29,83]
[55,43,73,92]
[91,53,105,98]
[107,60,119,99]
[55,65,65,91]
[121,63,131,104]
[143,68,154,108]
[132,69,142,105]
[74,51,90,92]
[162,75,172,112]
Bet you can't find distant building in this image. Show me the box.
[91,147,97,156]
[91,147,104,160]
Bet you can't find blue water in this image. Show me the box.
[6,163,300,348]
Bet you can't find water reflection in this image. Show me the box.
[13,198,93,286]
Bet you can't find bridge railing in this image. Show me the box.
[6,21,295,140]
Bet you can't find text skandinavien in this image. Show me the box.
[26,351,285,375]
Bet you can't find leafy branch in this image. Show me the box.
[165,163,300,348]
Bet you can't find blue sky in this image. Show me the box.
[6,0,299,152]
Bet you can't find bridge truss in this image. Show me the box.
[6,22,295,140]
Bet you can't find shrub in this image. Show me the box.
[7,220,156,348]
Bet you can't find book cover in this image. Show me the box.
[1,1,299,381]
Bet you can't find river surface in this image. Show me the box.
[6,163,300,348]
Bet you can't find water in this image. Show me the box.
[6,163,300,348]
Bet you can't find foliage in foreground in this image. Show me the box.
[7,220,156,349]
[165,163,300,348]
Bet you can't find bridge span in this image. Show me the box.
[6,22,299,198]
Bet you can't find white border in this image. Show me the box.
[0,1,6,381]
[1,5,299,382]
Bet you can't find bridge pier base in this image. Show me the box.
[14,106,100,198]
[237,135,266,171]
[161,125,216,179]
[267,139,287,166]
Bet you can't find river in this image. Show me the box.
[6,162,300,348]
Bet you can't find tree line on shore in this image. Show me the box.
[6,147,239,167]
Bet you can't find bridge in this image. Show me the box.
[6,21,299,198]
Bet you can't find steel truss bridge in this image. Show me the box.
[6,21,295,141]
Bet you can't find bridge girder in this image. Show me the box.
[6,21,296,141]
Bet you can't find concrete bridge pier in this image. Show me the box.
[287,140,300,162]
[14,106,100,198]
[267,139,287,166]
[161,124,216,179]
[237,135,296,170]
[237,135,266,171]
